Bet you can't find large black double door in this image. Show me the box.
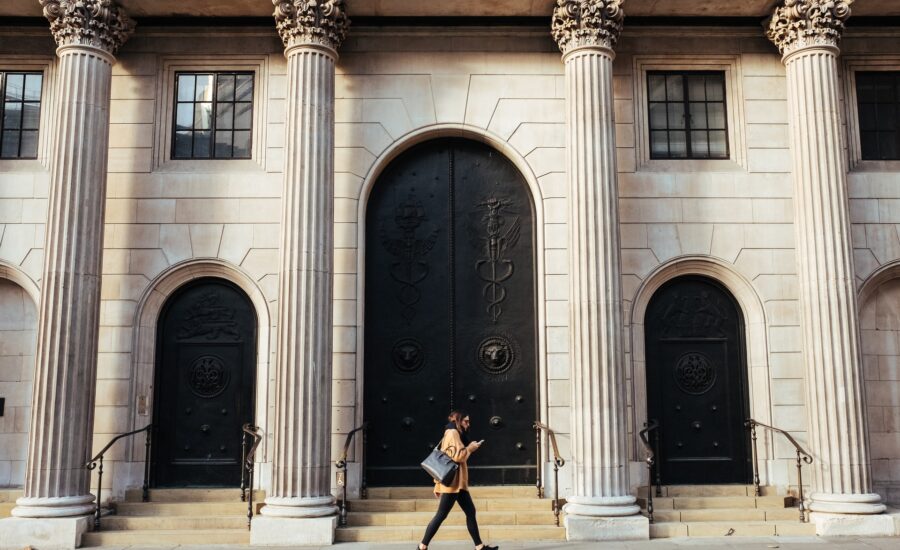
[153,279,257,487]
[645,276,751,485]
[365,139,538,486]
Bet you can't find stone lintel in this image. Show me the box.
[250,515,337,546]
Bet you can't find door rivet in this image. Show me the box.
[468,394,476,402]
[515,395,524,403]
[515,442,524,450]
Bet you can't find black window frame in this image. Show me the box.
[647,70,730,160]
[171,71,255,160]
[1,71,44,160]
[856,71,900,161]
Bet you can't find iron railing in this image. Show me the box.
[240,423,263,530]
[85,424,152,531]
[745,418,813,522]
[638,419,660,523]
[533,421,565,527]
[336,422,368,527]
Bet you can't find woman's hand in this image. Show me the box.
[467,440,482,453]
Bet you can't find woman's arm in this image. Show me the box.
[442,429,479,463]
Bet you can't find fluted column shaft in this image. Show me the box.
[783,45,884,514]
[13,44,114,519]
[263,43,337,518]
[563,46,638,518]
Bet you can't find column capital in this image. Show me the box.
[766,0,852,57]
[551,0,625,55]
[273,0,350,53]
[39,0,134,56]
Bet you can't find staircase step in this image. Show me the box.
[638,495,793,510]
[0,502,14,518]
[346,510,558,527]
[0,489,22,503]
[335,524,565,543]
[100,514,249,530]
[650,521,816,538]
[650,507,804,522]
[349,498,553,513]
[115,501,255,516]
[637,485,780,497]
[366,486,538,499]
[124,488,265,503]
[82,528,249,546]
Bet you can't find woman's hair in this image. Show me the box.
[448,410,469,431]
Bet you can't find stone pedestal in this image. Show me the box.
[250,516,337,546]
[0,516,90,550]
[767,1,884,517]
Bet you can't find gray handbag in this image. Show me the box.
[421,444,458,485]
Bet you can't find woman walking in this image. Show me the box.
[418,411,498,550]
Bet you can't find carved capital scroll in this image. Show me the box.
[272,0,350,52]
[40,0,134,55]
[551,0,625,55]
[766,0,852,56]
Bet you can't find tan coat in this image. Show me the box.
[434,428,479,494]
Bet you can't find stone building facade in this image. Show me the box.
[0,0,899,546]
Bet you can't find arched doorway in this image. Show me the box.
[152,278,257,487]
[645,275,751,485]
[364,138,538,486]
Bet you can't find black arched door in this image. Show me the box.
[153,278,257,487]
[645,276,751,484]
[364,138,538,486]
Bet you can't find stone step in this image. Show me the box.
[82,528,250,546]
[346,510,559,527]
[335,524,566,543]
[650,506,804,523]
[0,502,14,518]
[101,514,249,530]
[636,485,780,497]
[349,498,553,513]
[650,521,816,538]
[124,488,265,503]
[0,489,22,503]
[638,495,793,510]
[115,501,257,516]
[367,486,538,500]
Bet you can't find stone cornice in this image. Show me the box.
[766,0,852,56]
[40,0,134,56]
[551,0,625,54]
[272,0,350,52]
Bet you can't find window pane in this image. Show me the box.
[4,102,22,129]
[177,75,195,102]
[876,81,894,103]
[235,75,253,102]
[195,75,214,102]
[689,103,707,129]
[857,77,877,102]
[667,102,685,129]
[21,102,40,130]
[666,74,683,101]
[216,74,235,102]
[233,102,252,130]
[648,75,666,101]
[650,131,668,157]
[691,130,709,158]
[194,103,212,130]
[216,103,234,130]
[709,130,727,157]
[879,132,898,159]
[233,130,251,158]
[688,76,706,101]
[705,77,724,101]
[215,131,233,158]
[861,131,879,159]
[1,130,20,157]
[176,103,194,130]
[877,104,896,131]
[23,74,42,101]
[648,103,667,129]
[19,130,38,158]
[5,74,23,101]
[174,131,192,158]
[193,130,211,157]
[668,130,687,158]
[859,103,877,131]
[707,103,726,129]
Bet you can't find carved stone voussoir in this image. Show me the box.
[551,0,625,54]
[766,0,852,56]
[273,0,350,51]
[40,0,134,55]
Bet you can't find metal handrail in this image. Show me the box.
[240,424,263,530]
[745,418,813,523]
[638,419,660,524]
[533,421,565,527]
[336,422,368,527]
[85,424,152,531]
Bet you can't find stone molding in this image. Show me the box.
[551,0,625,54]
[39,0,134,56]
[766,0,852,57]
[272,0,350,52]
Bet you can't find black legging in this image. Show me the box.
[421,490,482,546]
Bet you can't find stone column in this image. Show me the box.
[0,1,133,548]
[552,1,647,541]
[250,1,348,546]
[766,0,889,534]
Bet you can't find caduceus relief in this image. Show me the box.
[380,192,438,323]
[473,196,520,323]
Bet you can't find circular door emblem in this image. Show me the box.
[189,356,230,398]
[392,338,424,373]
[673,352,717,395]
[476,336,516,375]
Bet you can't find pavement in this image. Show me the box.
[80,538,900,550]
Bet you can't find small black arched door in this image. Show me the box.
[152,278,257,487]
[645,276,751,485]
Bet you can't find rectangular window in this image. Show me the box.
[1,72,43,159]
[856,72,900,161]
[647,71,728,160]
[172,72,253,159]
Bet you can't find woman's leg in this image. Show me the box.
[456,490,483,546]
[420,493,458,548]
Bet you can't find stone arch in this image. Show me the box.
[629,256,775,481]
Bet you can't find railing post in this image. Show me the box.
[338,461,348,527]
[240,430,248,502]
[534,423,543,498]
[747,420,760,497]
[796,449,807,523]
[247,456,254,530]
[142,427,151,503]
[652,422,662,497]
[361,424,368,500]
[94,456,103,531]
[552,458,560,526]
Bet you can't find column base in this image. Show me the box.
[564,515,649,541]
[11,495,95,518]
[250,515,337,546]
[811,510,900,537]
[808,492,887,514]
[0,516,90,550]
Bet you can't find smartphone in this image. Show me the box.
[477,439,485,445]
